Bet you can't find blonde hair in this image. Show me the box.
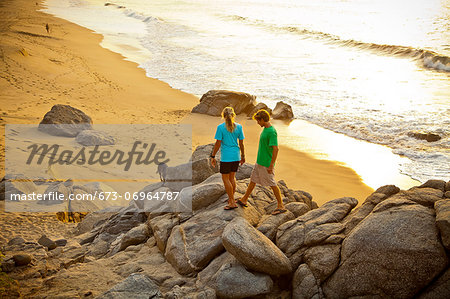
[222,106,236,132]
[252,109,270,122]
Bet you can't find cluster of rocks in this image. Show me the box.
[1,141,449,298]
[191,90,295,120]
[38,104,115,145]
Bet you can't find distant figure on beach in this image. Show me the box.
[237,109,287,215]
[45,23,50,34]
[210,107,245,210]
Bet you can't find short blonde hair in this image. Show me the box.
[252,109,270,122]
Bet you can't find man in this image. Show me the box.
[237,109,287,215]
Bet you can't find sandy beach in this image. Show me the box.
[0,0,400,210]
[1,1,448,298]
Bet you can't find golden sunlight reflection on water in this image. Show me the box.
[280,119,420,190]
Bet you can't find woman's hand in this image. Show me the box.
[240,156,245,165]
[210,157,216,167]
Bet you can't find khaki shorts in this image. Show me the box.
[250,163,277,186]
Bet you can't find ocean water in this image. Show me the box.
[42,0,449,183]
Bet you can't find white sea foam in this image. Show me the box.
[42,0,450,183]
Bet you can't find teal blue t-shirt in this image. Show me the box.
[214,122,244,162]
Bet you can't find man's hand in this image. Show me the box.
[240,156,245,165]
[267,165,274,174]
[210,157,216,167]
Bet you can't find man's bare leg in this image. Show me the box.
[271,185,285,210]
[239,181,256,204]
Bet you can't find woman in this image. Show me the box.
[210,107,245,210]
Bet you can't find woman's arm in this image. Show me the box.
[239,139,245,165]
[210,139,221,167]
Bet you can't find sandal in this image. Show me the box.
[224,205,238,210]
[271,208,287,215]
[237,199,248,207]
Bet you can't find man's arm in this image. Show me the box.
[239,139,245,165]
[268,145,278,174]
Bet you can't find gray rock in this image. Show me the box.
[148,214,179,253]
[165,196,262,275]
[96,273,162,299]
[235,163,254,180]
[303,244,340,283]
[119,223,150,251]
[1,258,15,272]
[197,251,235,289]
[257,211,296,240]
[276,197,357,268]
[272,101,294,119]
[55,239,67,247]
[97,206,146,236]
[285,202,310,218]
[38,182,70,205]
[192,90,256,116]
[7,236,25,246]
[191,143,220,185]
[215,259,273,298]
[13,254,32,266]
[417,267,450,299]
[222,217,292,276]
[418,179,446,192]
[323,203,448,298]
[247,102,272,117]
[38,104,93,137]
[374,184,400,197]
[407,131,442,142]
[75,129,115,146]
[1,176,37,201]
[38,235,57,250]
[377,188,443,209]
[292,264,323,299]
[435,199,450,250]
[191,182,226,211]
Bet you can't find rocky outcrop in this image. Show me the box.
[2,143,448,299]
[96,273,162,299]
[192,90,256,116]
[272,101,294,119]
[38,104,93,137]
[75,129,115,146]
[247,102,272,117]
[408,131,442,142]
[222,217,292,276]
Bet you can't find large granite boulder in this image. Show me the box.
[192,90,256,116]
[435,199,450,250]
[38,104,93,137]
[75,129,115,146]
[323,201,448,298]
[96,273,162,299]
[164,196,261,275]
[222,217,292,276]
[276,197,357,268]
[215,258,273,298]
[272,101,294,120]
[247,102,272,117]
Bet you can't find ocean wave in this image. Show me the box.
[224,14,450,73]
[104,2,158,24]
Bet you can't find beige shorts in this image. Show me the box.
[250,163,277,186]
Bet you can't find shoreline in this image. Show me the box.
[1,0,419,207]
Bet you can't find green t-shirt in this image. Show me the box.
[256,125,278,167]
